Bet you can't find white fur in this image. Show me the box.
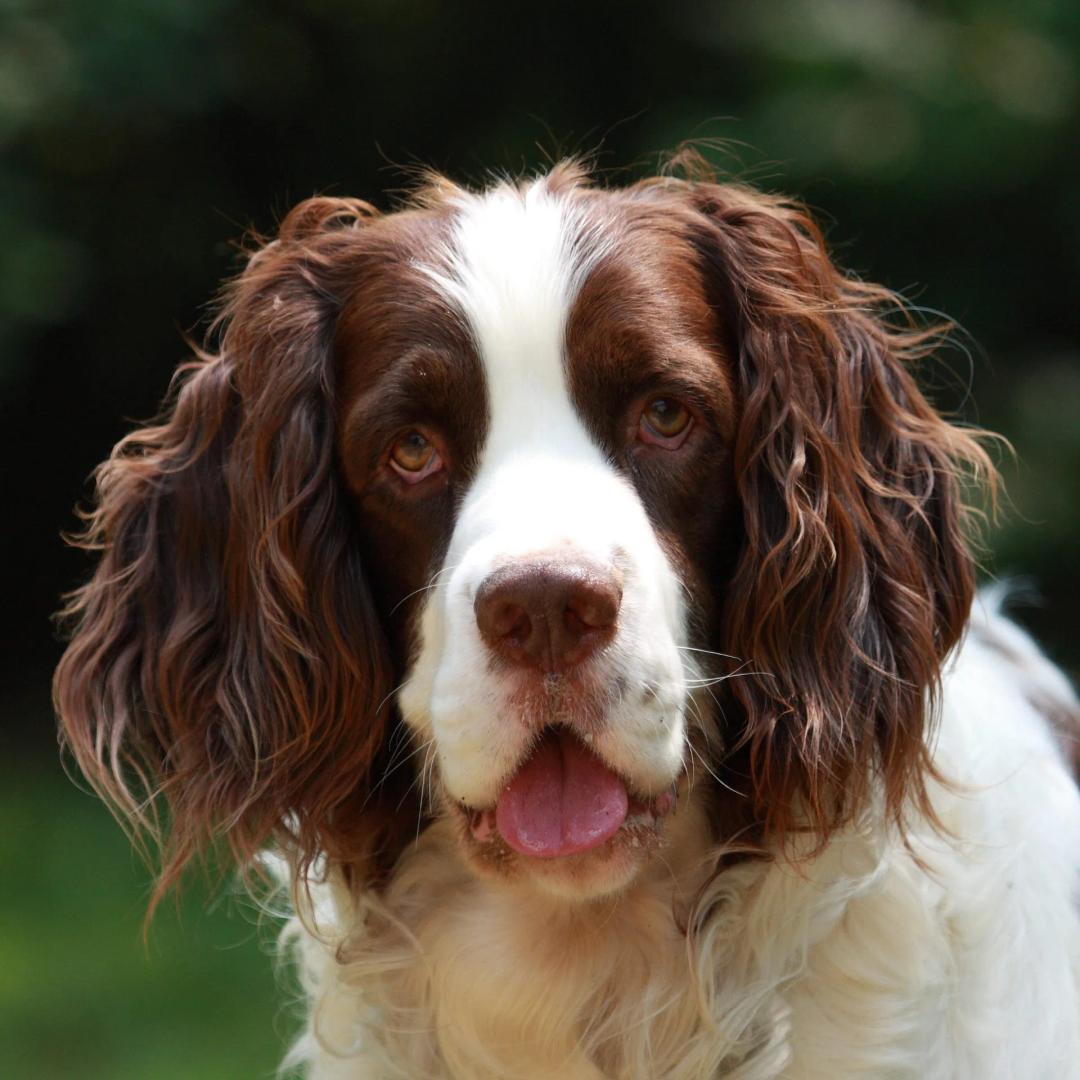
[400,179,690,807]
[284,599,1080,1078]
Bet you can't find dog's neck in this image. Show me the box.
[287,794,793,1078]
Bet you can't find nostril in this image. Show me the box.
[477,597,530,648]
[566,585,621,631]
[563,606,589,640]
[499,605,531,648]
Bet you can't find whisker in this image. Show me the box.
[389,561,462,616]
[676,645,744,662]
[372,677,410,722]
[684,670,775,688]
[686,737,747,799]
[380,738,434,812]
[685,692,717,745]
[367,735,437,810]
[694,684,726,740]
[415,742,439,843]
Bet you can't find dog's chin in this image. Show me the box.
[460,809,673,901]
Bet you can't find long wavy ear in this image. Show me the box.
[684,180,995,842]
[54,198,396,907]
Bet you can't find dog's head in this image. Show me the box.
[55,162,990,904]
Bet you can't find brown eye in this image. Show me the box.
[639,396,692,447]
[389,430,443,482]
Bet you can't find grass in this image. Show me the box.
[0,760,297,1079]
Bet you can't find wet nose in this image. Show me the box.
[474,556,622,673]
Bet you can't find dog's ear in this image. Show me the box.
[54,198,399,905]
[685,181,995,841]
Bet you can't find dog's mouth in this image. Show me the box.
[464,726,677,860]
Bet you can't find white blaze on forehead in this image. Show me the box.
[431,179,609,467]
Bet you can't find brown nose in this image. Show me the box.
[474,556,622,673]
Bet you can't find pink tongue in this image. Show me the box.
[495,729,629,858]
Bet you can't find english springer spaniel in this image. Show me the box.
[56,160,1080,1078]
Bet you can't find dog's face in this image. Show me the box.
[55,163,986,905]
[336,180,738,895]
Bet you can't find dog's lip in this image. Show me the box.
[457,726,682,825]
[463,786,677,850]
[448,725,682,857]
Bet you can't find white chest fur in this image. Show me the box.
[284,606,1080,1080]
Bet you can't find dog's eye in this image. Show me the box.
[639,397,692,447]
[389,430,443,482]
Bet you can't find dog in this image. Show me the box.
[55,160,1080,1078]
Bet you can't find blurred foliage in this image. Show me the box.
[2,0,1078,1075]
[0,763,292,1078]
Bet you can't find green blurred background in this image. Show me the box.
[3,1,1078,1076]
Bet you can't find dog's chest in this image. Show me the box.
[293,826,801,1079]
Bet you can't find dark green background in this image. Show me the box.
[4,1,1078,1076]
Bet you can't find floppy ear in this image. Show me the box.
[687,181,994,840]
[54,198,399,905]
